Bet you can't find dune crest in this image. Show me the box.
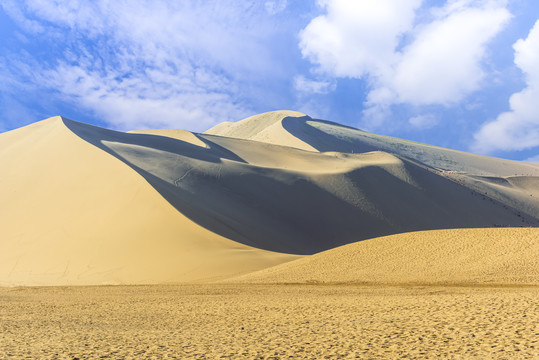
[129,128,207,148]
[205,110,317,151]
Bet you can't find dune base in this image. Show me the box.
[1,284,537,359]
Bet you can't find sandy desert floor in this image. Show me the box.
[1,284,537,359]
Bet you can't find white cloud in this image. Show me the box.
[473,19,539,153]
[0,1,45,34]
[392,1,511,105]
[300,0,511,125]
[409,114,438,129]
[41,62,245,131]
[294,75,336,94]
[299,0,422,78]
[2,1,292,131]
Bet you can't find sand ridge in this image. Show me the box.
[129,128,208,148]
[205,110,317,152]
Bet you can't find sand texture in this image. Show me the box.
[1,111,539,286]
[1,285,537,359]
[230,228,539,285]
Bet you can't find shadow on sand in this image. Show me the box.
[64,117,539,255]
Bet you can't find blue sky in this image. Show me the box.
[1,0,538,161]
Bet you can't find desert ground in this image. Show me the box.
[1,111,538,358]
[1,285,537,359]
[1,228,538,359]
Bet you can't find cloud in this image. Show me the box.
[299,0,422,78]
[1,1,293,131]
[41,62,245,131]
[294,75,336,94]
[473,19,539,153]
[300,0,511,125]
[391,1,511,106]
[0,1,45,34]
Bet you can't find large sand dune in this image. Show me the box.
[64,115,539,256]
[0,117,296,286]
[1,111,538,286]
[206,110,539,176]
[230,228,539,285]
[207,110,539,221]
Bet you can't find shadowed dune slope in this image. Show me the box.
[62,117,539,255]
[205,110,539,221]
[228,228,539,285]
[0,117,296,286]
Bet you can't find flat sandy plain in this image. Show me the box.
[1,284,538,359]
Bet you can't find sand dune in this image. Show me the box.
[0,117,296,286]
[206,110,539,224]
[230,228,539,285]
[2,111,538,360]
[63,116,539,256]
[206,110,539,176]
[1,111,538,286]
[205,110,317,151]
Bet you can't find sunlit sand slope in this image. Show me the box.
[205,110,317,151]
[230,228,539,285]
[0,117,296,286]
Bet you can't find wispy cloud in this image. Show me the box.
[473,19,539,153]
[299,0,511,127]
[1,1,295,131]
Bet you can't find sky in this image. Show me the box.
[1,0,539,161]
